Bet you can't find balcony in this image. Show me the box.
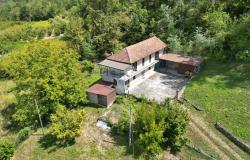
[120,60,159,81]
[101,70,125,82]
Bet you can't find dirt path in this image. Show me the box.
[190,113,244,160]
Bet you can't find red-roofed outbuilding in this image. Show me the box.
[87,81,116,107]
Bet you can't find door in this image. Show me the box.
[155,51,159,60]
[98,95,107,106]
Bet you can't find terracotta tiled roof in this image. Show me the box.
[107,49,130,64]
[107,36,166,64]
[159,53,203,66]
[87,81,115,96]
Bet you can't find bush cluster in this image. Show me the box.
[49,109,86,145]
[0,23,52,55]
[114,98,189,157]
[15,127,32,147]
[0,140,15,160]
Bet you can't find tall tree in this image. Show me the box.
[8,40,88,128]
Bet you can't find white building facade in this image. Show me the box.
[99,36,166,94]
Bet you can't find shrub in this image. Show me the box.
[49,109,86,144]
[167,34,183,54]
[112,96,135,135]
[116,99,189,157]
[112,113,129,136]
[0,140,15,160]
[115,95,125,104]
[81,60,95,73]
[236,50,250,62]
[15,127,32,146]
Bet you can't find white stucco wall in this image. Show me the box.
[102,48,165,94]
[116,79,126,94]
[159,49,164,56]
[128,66,155,89]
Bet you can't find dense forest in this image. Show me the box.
[0,0,249,61]
[0,0,250,159]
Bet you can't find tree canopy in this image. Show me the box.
[4,40,89,128]
[114,97,189,157]
[0,0,249,61]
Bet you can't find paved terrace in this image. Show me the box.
[128,70,189,102]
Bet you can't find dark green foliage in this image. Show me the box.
[115,97,189,157]
[114,95,125,104]
[0,140,15,160]
[133,100,166,156]
[133,99,189,156]
[161,100,189,153]
[81,60,95,73]
[0,0,79,21]
[228,13,250,62]
[1,0,247,61]
[112,106,130,136]
[15,127,32,146]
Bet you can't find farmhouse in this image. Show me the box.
[88,36,202,106]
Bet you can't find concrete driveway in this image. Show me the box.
[128,70,188,102]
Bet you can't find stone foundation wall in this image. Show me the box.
[215,122,250,154]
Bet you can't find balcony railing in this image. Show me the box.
[102,70,124,77]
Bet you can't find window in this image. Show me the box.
[155,51,159,60]
[125,79,130,85]
[133,76,136,80]
[142,70,145,76]
[113,79,117,85]
[125,79,130,87]
[133,62,137,71]
[142,58,145,66]
[149,54,152,62]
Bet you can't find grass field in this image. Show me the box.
[12,105,133,160]
[2,47,249,159]
[10,96,216,160]
[0,20,50,31]
[185,60,250,144]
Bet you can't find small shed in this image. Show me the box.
[159,53,203,74]
[87,81,116,107]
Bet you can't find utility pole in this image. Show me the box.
[128,101,134,156]
[131,110,134,157]
[129,105,132,147]
[127,92,134,156]
[35,99,44,135]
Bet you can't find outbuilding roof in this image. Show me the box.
[99,59,131,71]
[159,53,203,66]
[87,81,115,96]
[108,36,166,64]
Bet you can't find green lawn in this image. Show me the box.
[0,21,24,30]
[185,60,250,144]
[12,105,133,160]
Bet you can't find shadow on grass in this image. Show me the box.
[110,130,135,156]
[0,103,18,132]
[39,134,75,153]
[189,60,250,89]
[80,102,105,109]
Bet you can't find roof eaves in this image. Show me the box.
[125,47,132,64]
